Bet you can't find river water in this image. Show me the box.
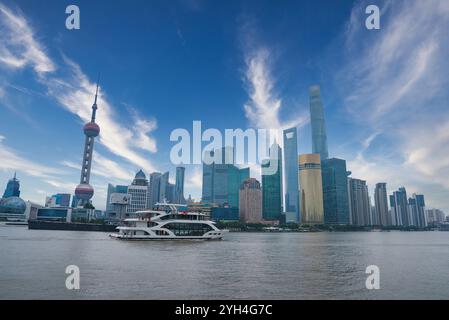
[1,225,448,299]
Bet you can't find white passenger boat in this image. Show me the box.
[109,203,227,240]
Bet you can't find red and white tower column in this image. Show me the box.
[74,82,100,207]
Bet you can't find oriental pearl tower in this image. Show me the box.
[74,81,100,207]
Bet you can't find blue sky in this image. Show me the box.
[1,0,449,213]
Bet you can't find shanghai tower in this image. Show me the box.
[309,85,329,160]
[74,81,100,207]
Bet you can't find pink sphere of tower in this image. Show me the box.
[75,183,94,200]
[84,122,100,137]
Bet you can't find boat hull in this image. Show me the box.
[109,231,227,241]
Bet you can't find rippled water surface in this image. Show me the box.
[1,225,448,299]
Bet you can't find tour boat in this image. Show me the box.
[109,203,227,240]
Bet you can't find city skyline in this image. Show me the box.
[1,0,449,214]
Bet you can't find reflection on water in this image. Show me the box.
[0,225,448,299]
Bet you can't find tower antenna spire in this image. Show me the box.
[94,73,100,105]
[91,73,100,122]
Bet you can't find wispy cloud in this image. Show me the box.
[62,152,134,183]
[338,0,449,212]
[0,3,55,73]
[243,47,308,131]
[185,166,202,189]
[44,56,158,172]
[0,135,63,179]
[0,2,159,177]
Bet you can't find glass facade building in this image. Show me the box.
[321,158,349,225]
[408,194,426,227]
[148,172,162,209]
[211,206,239,221]
[390,187,409,226]
[309,85,329,161]
[262,143,283,221]
[2,172,20,198]
[283,127,300,223]
[36,208,70,221]
[202,147,249,209]
[175,166,185,204]
[106,184,128,213]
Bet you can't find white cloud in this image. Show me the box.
[0,2,159,175]
[185,166,202,189]
[125,104,158,153]
[44,179,77,191]
[0,2,161,207]
[62,152,134,183]
[0,135,63,179]
[338,0,449,212]
[43,57,159,174]
[0,3,55,73]
[243,48,308,131]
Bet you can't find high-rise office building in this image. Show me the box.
[159,172,169,202]
[370,203,379,225]
[239,178,262,223]
[157,171,176,203]
[45,193,71,208]
[426,208,446,226]
[106,183,115,213]
[202,147,249,208]
[309,85,329,161]
[347,177,371,226]
[262,143,283,221]
[408,194,426,227]
[321,158,350,225]
[390,187,409,226]
[298,154,324,224]
[283,127,300,223]
[74,81,100,207]
[105,184,129,219]
[2,172,20,198]
[175,166,186,204]
[374,183,391,226]
[106,184,128,213]
[127,170,149,214]
[148,172,162,208]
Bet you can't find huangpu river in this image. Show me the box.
[1,224,449,299]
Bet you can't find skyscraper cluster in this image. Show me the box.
[105,166,186,218]
[8,79,442,227]
[196,84,441,228]
[202,147,249,209]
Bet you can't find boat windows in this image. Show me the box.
[160,214,198,221]
[163,223,212,236]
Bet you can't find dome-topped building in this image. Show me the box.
[132,169,148,186]
[0,196,27,214]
